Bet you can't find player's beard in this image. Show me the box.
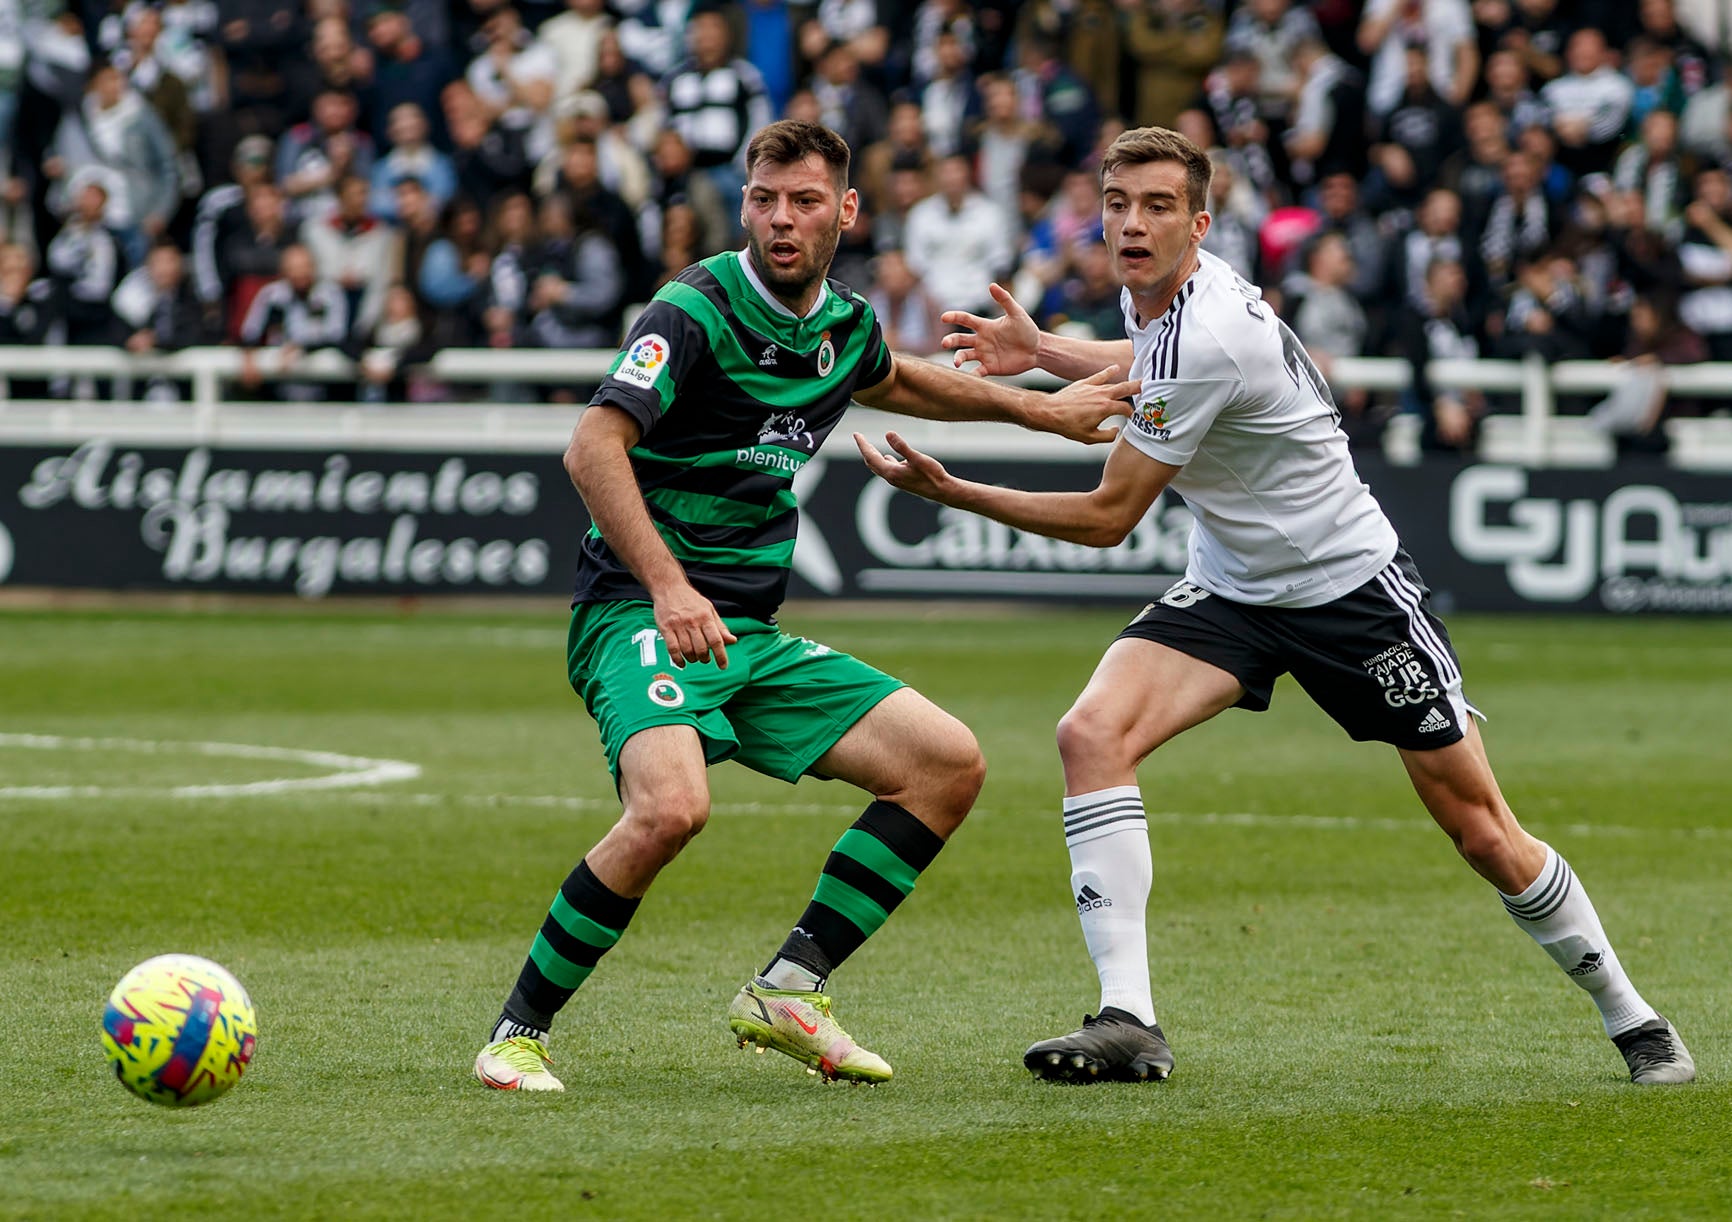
[746,221,842,306]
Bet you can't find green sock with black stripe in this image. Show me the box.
[761,801,945,990]
[496,857,639,1038]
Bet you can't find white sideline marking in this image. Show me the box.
[0,732,420,797]
[1,747,1727,843]
[233,789,1732,841]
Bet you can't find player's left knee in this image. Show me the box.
[911,719,985,820]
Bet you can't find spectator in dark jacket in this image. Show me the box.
[114,241,210,354]
[112,241,214,400]
[276,88,375,224]
[218,180,295,338]
[364,3,454,147]
[443,80,530,205]
[522,190,623,350]
[1365,47,1465,214]
[192,135,274,314]
[1400,257,1486,451]
[239,243,350,400]
[46,174,122,345]
[216,0,312,136]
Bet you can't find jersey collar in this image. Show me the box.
[739,248,831,319]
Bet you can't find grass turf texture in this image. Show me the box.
[1,605,1728,1220]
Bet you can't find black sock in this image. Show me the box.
[763,801,945,981]
[499,858,639,1033]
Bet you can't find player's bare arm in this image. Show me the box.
[852,353,1139,445]
[939,282,1134,381]
[854,430,1180,548]
[566,406,736,668]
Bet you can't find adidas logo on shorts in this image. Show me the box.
[1417,707,1452,733]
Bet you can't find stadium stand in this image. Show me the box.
[0,0,1728,458]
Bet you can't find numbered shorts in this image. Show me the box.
[568,600,905,783]
[1118,549,1477,752]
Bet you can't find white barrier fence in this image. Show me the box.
[0,346,1729,468]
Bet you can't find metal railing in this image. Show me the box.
[0,345,1728,468]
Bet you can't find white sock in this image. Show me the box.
[758,958,823,991]
[491,1014,548,1045]
[1063,786,1155,1026]
[1500,843,1658,1038]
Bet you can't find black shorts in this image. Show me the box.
[1117,548,1475,751]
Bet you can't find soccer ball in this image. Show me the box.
[101,954,258,1107]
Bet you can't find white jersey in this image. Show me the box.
[1120,249,1398,608]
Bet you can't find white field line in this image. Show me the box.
[0,732,420,797]
[0,735,1727,842]
[156,787,1732,842]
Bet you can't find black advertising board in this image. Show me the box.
[1,438,1728,613]
[0,440,584,597]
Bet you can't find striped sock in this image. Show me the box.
[1500,843,1658,1037]
[764,801,945,986]
[500,858,640,1032]
[1064,786,1155,1026]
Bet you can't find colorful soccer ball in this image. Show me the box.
[101,954,258,1107]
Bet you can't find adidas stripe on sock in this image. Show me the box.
[500,857,640,1033]
[1500,843,1658,1037]
[1063,786,1156,1026]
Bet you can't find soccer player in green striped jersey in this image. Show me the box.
[474,120,1140,1090]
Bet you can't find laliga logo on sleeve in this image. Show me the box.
[613,333,670,389]
[647,673,685,708]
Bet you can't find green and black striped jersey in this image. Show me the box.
[575,250,892,619]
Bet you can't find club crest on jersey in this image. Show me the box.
[816,332,835,377]
[1132,395,1171,440]
[647,673,685,708]
[614,333,669,388]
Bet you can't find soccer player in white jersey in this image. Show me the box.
[855,126,1694,1086]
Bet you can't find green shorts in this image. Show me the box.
[567,600,905,784]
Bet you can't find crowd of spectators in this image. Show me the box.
[0,0,1727,443]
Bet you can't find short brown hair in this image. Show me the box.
[745,120,852,195]
[1099,127,1213,214]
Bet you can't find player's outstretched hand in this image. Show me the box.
[854,432,955,504]
[1040,366,1139,444]
[939,283,1039,376]
[654,582,737,669]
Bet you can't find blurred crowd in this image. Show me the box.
[0,0,1728,439]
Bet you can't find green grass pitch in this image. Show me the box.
[1,604,1728,1219]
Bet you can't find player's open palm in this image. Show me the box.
[654,583,737,669]
[853,432,954,504]
[940,283,1040,376]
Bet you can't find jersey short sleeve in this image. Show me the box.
[589,296,710,436]
[1120,375,1241,467]
[849,300,894,395]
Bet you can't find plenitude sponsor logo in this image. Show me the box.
[12,440,553,597]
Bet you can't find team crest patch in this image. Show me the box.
[613,333,670,388]
[1131,395,1171,440]
[816,332,835,377]
[647,673,685,708]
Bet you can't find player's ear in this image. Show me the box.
[1192,208,1212,245]
[840,186,859,231]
